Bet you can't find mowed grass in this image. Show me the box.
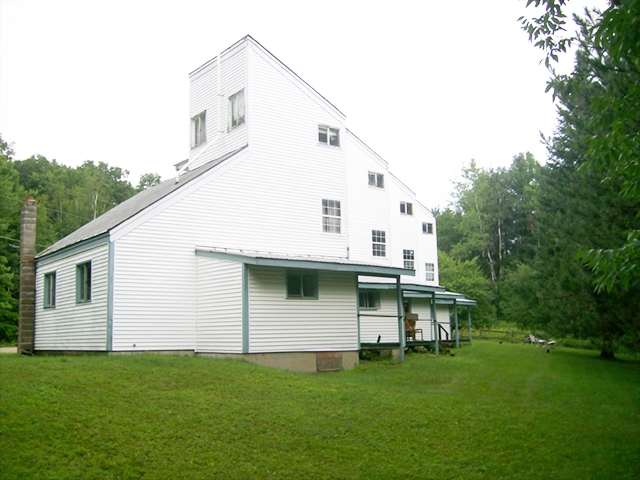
[1,342,639,480]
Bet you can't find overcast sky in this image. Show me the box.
[0,0,599,209]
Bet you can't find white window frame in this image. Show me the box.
[422,222,434,234]
[76,261,92,304]
[318,125,340,147]
[425,262,435,282]
[229,90,245,130]
[403,250,415,270]
[322,199,341,234]
[372,230,386,257]
[359,290,380,310]
[368,171,384,188]
[400,202,413,215]
[44,271,56,309]
[191,111,206,148]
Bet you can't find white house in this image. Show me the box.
[33,36,474,372]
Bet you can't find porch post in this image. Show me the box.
[431,291,439,355]
[396,275,404,362]
[454,299,459,349]
[468,307,472,345]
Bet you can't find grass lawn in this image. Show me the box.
[1,341,639,479]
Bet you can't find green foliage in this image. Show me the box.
[438,250,495,327]
[137,172,162,191]
[522,0,640,292]
[0,134,140,342]
[1,345,638,479]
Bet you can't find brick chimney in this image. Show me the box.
[18,196,37,354]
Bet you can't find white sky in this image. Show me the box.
[0,0,599,209]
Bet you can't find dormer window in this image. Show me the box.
[229,90,245,129]
[318,125,340,147]
[191,111,206,148]
[400,202,413,215]
[368,172,384,188]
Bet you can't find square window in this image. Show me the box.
[286,271,318,299]
[400,202,413,215]
[422,222,434,234]
[318,125,340,147]
[425,262,435,282]
[76,261,91,303]
[322,199,341,234]
[403,249,415,270]
[359,291,380,309]
[368,171,384,188]
[44,272,56,308]
[229,90,245,129]
[372,230,386,257]
[191,111,206,148]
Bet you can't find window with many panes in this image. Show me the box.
[368,171,384,188]
[229,90,245,129]
[191,111,206,148]
[359,291,380,309]
[403,250,415,270]
[372,230,386,257]
[318,125,340,146]
[286,271,318,299]
[422,222,433,234]
[400,202,413,215]
[425,262,435,282]
[322,199,341,234]
[76,261,91,303]
[44,272,56,308]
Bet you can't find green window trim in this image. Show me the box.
[359,290,380,310]
[76,261,92,304]
[43,271,56,309]
[286,271,318,299]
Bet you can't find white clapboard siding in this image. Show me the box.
[195,256,243,353]
[343,133,392,267]
[248,267,358,352]
[189,42,248,171]
[359,290,401,343]
[35,244,108,350]
[412,301,451,341]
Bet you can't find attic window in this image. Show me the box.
[400,202,413,215]
[318,125,340,147]
[368,172,384,188]
[422,222,433,234]
[229,90,245,129]
[191,111,206,148]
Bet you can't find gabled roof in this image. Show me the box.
[37,146,247,259]
[190,35,345,120]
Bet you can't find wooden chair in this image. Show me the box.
[405,313,423,342]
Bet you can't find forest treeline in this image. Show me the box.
[439,1,640,358]
[0,136,161,341]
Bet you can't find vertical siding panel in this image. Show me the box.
[248,267,358,352]
[195,256,243,353]
[34,244,108,350]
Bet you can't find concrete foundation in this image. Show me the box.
[198,350,359,373]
